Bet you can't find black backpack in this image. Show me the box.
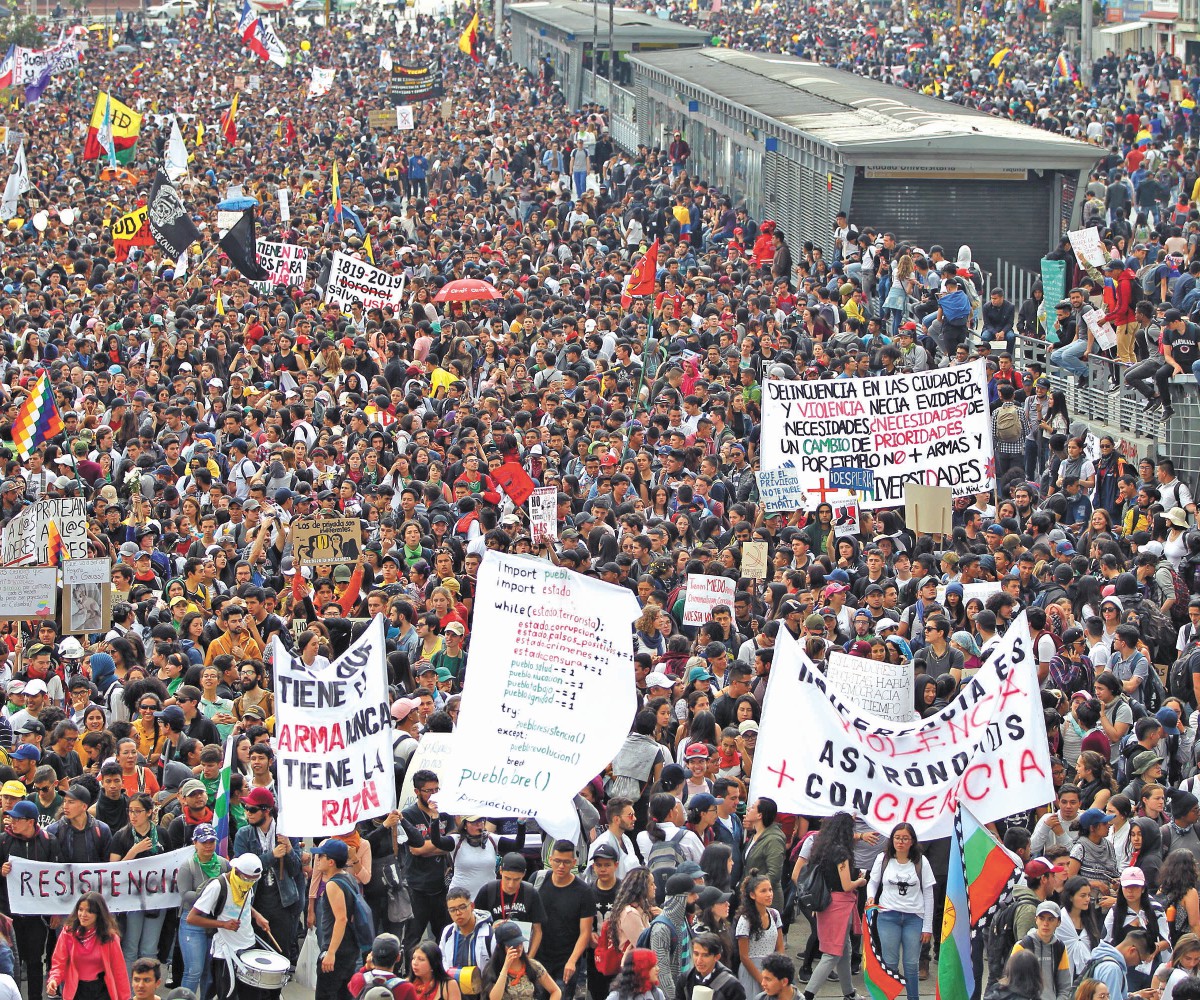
[1072,953,1126,994]
[985,898,1023,982]
[793,860,832,917]
[1168,645,1200,709]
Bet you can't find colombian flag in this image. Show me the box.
[1135,128,1153,148]
[12,372,63,461]
[83,91,141,164]
[988,47,1012,68]
[458,11,480,62]
[46,520,67,568]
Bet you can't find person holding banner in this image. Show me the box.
[46,893,129,1000]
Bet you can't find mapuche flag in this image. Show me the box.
[83,91,141,163]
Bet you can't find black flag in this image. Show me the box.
[147,172,203,259]
[219,211,270,281]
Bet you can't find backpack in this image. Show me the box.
[985,898,1024,982]
[995,403,1023,443]
[593,918,624,976]
[1143,662,1170,715]
[646,830,688,904]
[1131,599,1177,665]
[635,913,681,955]
[355,971,408,1000]
[331,873,377,955]
[1166,565,1192,626]
[1072,953,1126,995]
[793,859,832,917]
[1170,644,1200,709]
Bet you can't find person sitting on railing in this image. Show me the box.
[1125,301,1173,418]
[1049,289,1096,384]
[982,288,1017,355]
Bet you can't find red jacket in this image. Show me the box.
[1103,269,1137,326]
[50,929,130,1000]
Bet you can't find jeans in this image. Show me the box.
[121,908,166,970]
[877,910,922,1000]
[572,170,587,198]
[806,927,853,998]
[179,919,211,997]
[1050,339,1089,377]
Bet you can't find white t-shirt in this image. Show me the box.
[867,855,937,932]
[194,875,256,960]
[448,834,502,901]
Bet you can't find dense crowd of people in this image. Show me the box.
[1,1,1200,1000]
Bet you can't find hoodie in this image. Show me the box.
[1011,932,1072,1000]
[1103,269,1137,327]
[940,288,972,324]
[437,909,496,976]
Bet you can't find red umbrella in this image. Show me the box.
[433,278,503,303]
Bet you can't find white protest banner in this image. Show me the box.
[8,847,190,915]
[756,464,806,514]
[271,614,394,836]
[308,65,335,97]
[399,732,457,811]
[761,360,994,509]
[528,487,557,546]
[439,553,639,818]
[1083,308,1117,352]
[0,568,56,619]
[1,498,88,565]
[749,612,1052,838]
[253,240,308,291]
[62,557,111,586]
[826,650,913,723]
[1068,228,1107,269]
[278,187,290,222]
[682,574,737,626]
[325,250,407,312]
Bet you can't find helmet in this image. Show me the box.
[59,637,85,660]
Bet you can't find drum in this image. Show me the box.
[235,948,292,990]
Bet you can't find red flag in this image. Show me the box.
[284,117,296,146]
[221,92,239,144]
[621,239,659,308]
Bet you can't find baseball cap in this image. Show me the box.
[180,778,207,798]
[645,671,672,689]
[311,840,350,864]
[232,854,264,877]
[192,823,219,843]
[1120,867,1146,887]
[738,720,759,734]
[592,844,620,862]
[1024,857,1065,877]
[0,780,27,798]
[243,787,276,809]
[5,801,37,820]
[390,698,420,722]
[1035,902,1061,919]
[683,742,710,760]
[12,745,40,761]
[1077,808,1110,832]
[500,852,528,873]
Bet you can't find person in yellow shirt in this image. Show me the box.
[203,604,264,665]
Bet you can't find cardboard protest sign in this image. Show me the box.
[682,574,736,626]
[0,568,56,619]
[830,494,860,539]
[741,541,768,580]
[756,465,806,513]
[272,615,394,835]
[762,360,994,508]
[905,483,954,536]
[291,516,362,566]
[826,650,913,723]
[252,240,307,291]
[325,250,407,311]
[1067,228,1107,270]
[399,732,457,811]
[528,487,557,546]
[439,553,638,818]
[1,498,88,565]
[62,557,110,586]
[749,613,1052,837]
[8,848,190,914]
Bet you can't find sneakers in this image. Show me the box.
[1163,405,1175,421]
[796,965,813,981]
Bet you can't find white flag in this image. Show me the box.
[380,48,393,71]
[174,247,189,279]
[0,142,30,222]
[165,116,188,182]
[307,66,334,98]
[277,187,290,222]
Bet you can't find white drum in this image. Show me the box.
[234,948,291,990]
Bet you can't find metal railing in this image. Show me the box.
[983,258,1040,319]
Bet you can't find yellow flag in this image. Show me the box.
[363,233,374,263]
[196,120,205,146]
[216,292,225,316]
[108,27,114,48]
[457,11,478,56]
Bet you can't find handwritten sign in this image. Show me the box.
[741,541,768,580]
[399,732,457,811]
[271,615,394,836]
[829,466,874,494]
[756,465,806,514]
[0,568,56,619]
[7,847,191,915]
[439,553,638,818]
[1083,308,1117,352]
[762,361,995,508]
[63,557,111,586]
[291,516,361,566]
[682,574,737,626]
[827,650,913,723]
[253,240,308,291]
[1,498,88,565]
[325,251,407,311]
[750,613,1052,838]
[1068,227,1107,270]
[528,487,557,546]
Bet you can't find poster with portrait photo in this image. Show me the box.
[829,493,860,539]
[62,582,110,635]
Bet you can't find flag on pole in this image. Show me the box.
[458,11,480,62]
[988,46,1012,68]
[165,116,188,181]
[0,46,16,89]
[12,372,63,461]
[363,233,374,263]
[0,141,31,222]
[221,92,239,144]
[216,291,226,316]
[863,907,906,1000]
[98,94,117,167]
[46,520,67,568]
[212,734,235,857]
[959,807,1022,927]
[84,91,141,163]
[621,239,659,308]
[936,809,977,1000]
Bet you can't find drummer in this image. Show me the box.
[186,853,277,1000]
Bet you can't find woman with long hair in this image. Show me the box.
[46,892,130,1000]
[108,792,172,969]
[1158,850,1200,944]
[803,811,865,999]
[1106,795,1135,865]
[1103,867,1168,971]
[482,922,561,1000]
[1076,751,1117,811]
[1056,876,1103,977]
[866,823,935,1000]
[700,843,734,893]
[692,885,734,965]
[986,950,1042,1000]
[605,948,665,1000]
[1152,933,1200,1000]
[606,866,657,961]
[735,870,784,994]
[411,940,463,1000]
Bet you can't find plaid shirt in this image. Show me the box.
[991,403,1029,456]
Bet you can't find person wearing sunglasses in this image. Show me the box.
[187,852,273,1000]
[232,787,304,965]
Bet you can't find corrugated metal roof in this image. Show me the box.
[630,48,1101,165]
[508,0,709,45]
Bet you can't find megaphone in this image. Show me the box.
[448,967,480,994]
